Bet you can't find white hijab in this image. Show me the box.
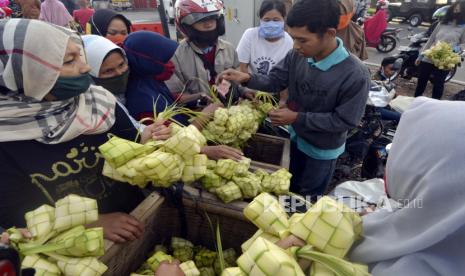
[81,34,125,78]
[350,97,465,275]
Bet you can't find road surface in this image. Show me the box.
[122,10,465,82]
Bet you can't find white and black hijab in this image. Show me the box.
[0,19,116,144]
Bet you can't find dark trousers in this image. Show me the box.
[414,61,449,100]
[289,142,337,198]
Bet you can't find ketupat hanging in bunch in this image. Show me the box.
[53,255,108,276]
[98,136,149,168]
[424,41,461,70]
[182,154,208,183]
[164,125,207,157]
[243,193,290,239]
[289,196,363,258]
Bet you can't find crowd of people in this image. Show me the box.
[0,0,464,275]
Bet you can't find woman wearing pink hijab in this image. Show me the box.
[39,0,73,27]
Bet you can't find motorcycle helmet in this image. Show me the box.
[376,0,389,9]
[175,0,225,40]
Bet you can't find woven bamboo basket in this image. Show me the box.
[244,133,290,170]
[100,189,257,276]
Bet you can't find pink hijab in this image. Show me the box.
[39,0,73,27]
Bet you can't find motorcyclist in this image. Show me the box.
[364,0,389,44]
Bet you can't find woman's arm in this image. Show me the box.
[239,62,249,74]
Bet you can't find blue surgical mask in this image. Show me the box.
[259,20,285,39]
[49,73,92,101]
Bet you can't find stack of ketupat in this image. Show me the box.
[6,195,107,276]
[202,92,278,148]
[99,124,208,188]
[423,41,461,70]
[220,193,371,276]
[201,158,292,203]
[131,237,238,276]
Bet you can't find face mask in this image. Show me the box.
[106,34,127,46]
[259,20,285,39]
[154,61,175,82]
[49,73,92,101]
[190,29,219,47]
[93,69,129,95]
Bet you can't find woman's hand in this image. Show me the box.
[201,102,224,117]
[140,120,172,144]
[155,260,184,276]
[275,235,306,250]
[0,228,31,245]
[87,213,144,243]
[201,145,244,161]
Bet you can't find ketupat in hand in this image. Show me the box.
[140,119,172,144]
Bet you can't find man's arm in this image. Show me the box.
[247,53,291,93]
[293,68,370,134]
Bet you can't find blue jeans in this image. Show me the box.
[289,142,337,198]
[375,107,401,122]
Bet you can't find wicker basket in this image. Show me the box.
[100,189,257,276]
[244,133,290,170]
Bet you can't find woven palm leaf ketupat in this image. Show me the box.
[289,196,363,258]
[182,154,208,183]
[48,226,104,257]
[179,260,201,276]
[221,267,246,276]
[164,125,206,157]
[147,251,173,271]
[232,173,261,198]
[215,181,243,203]
[25,204,55,239]
[55,256,108,276]
[241,229,280,252]
[237,237,304,276]
[53,195,98,233]
[22,254,61,276]
[215,159,239,179]
[98,136,148,168]
[243,193,290,239]
[201,170,222,190]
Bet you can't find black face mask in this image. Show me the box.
[93,69,129,95]
[189,28,220,47]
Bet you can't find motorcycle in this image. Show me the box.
[368,27,402,53]
[357,17,401,53]
[390,5,463,82]
[336,80,398,180]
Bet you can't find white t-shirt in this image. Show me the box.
[236,27,294,75]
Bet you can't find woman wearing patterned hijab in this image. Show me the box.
[0,19,171,243]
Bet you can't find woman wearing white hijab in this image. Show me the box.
[0,19,171,244]
[349,97,465,275]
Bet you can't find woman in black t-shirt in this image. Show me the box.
[0,19,171,243]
